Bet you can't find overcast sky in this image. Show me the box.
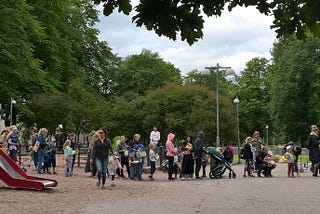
[95,5,277,75]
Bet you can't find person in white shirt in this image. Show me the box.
[150,127,160,146]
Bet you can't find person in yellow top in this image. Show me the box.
[181,136,194,180]
[0,129,9,153]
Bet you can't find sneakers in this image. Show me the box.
[101,185,106,189]
[111,183,116,186]
[96,182,101,187]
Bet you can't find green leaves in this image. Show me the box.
[97,0,320,45]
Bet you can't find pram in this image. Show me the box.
[205,148,236,179]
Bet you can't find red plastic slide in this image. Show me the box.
[0,149,58,190]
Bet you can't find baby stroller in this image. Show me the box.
[205,148,236,179]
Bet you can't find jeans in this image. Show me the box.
[136,162,143,181]
[129,166,136,180]
[37,148,45,173]
[65,159,73,176]
[9,149,17,161]
[95,157,108,185]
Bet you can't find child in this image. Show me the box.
[48,138,57,174]
[285,146,295,178]
[201,153,208,178]
[293,146,301,177]
[136,144,146,181]
[148,143,156,181]
[129,148,138,180]
[108,152,122,186]
[27,146,34,168]
[64,140,76,177]
[43,145,49,174]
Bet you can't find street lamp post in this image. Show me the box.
[10,97,16,126]
[233,97,240,164]
[266,125,269,146]
[205,63,235,147]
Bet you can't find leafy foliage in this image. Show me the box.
[96,0,320,45]
[268,36,320,145]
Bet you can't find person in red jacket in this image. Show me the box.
[166,133,177,180]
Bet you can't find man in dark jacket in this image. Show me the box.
[193,131,204,179]
[307,125,320,176]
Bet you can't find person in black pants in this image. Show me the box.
[166,133,177,180]
[193,131,204,179]
[117,136,130,178]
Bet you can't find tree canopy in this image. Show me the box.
[95,0,320,45]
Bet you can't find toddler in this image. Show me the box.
[64,140,76,177]
[48,139,57,174]
[148,143,156,180]
[285,146,295,178]
[108,153,122,186]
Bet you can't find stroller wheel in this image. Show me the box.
[232,172,236,179]
[228,172,232,179]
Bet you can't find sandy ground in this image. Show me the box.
[1,155,320,214]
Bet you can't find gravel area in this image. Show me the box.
[1,156,320,214]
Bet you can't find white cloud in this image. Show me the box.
[96,5,276,75]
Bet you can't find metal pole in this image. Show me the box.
[266,125,269,146]
[10,97,13,126]
[236,102,240,164]
[216,63,220,148]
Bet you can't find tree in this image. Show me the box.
[95,0,320,45]
[231,57,270,141]
[107,83,237,147]
[0,0,46,106]
[268,36,320,145]
[113,49,182,99]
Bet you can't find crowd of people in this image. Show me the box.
[1,124,320,190]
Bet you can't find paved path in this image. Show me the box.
[82,163,320,214]
[1,161,319,214]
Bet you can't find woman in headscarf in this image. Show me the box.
[307,125,320,176]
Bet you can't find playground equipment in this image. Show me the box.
[0,149,57,190]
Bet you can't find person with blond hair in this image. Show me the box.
[307,125,320,176]
[37,128,48,174]
[64,139,76,177]
[90,127,113,189]
[243,136,254,177]
[7,126,20,161]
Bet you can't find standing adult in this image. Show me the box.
[251,131,264,155]
[31,127,38,170]
[85,132,98,177]
[7,127,20,161]
[307,125,320,176]
[117,135,130,178]
[37,128,48,174]
[251,131,264,170]
[90,127,113,189]
[68,133,77,171]
[193,131,205,179]
[55,124,63,151]
[150,127,160,147]
[243,137,255,177]
[181,136,194,180]
[166,133,177,180]
[0,129,9,153]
